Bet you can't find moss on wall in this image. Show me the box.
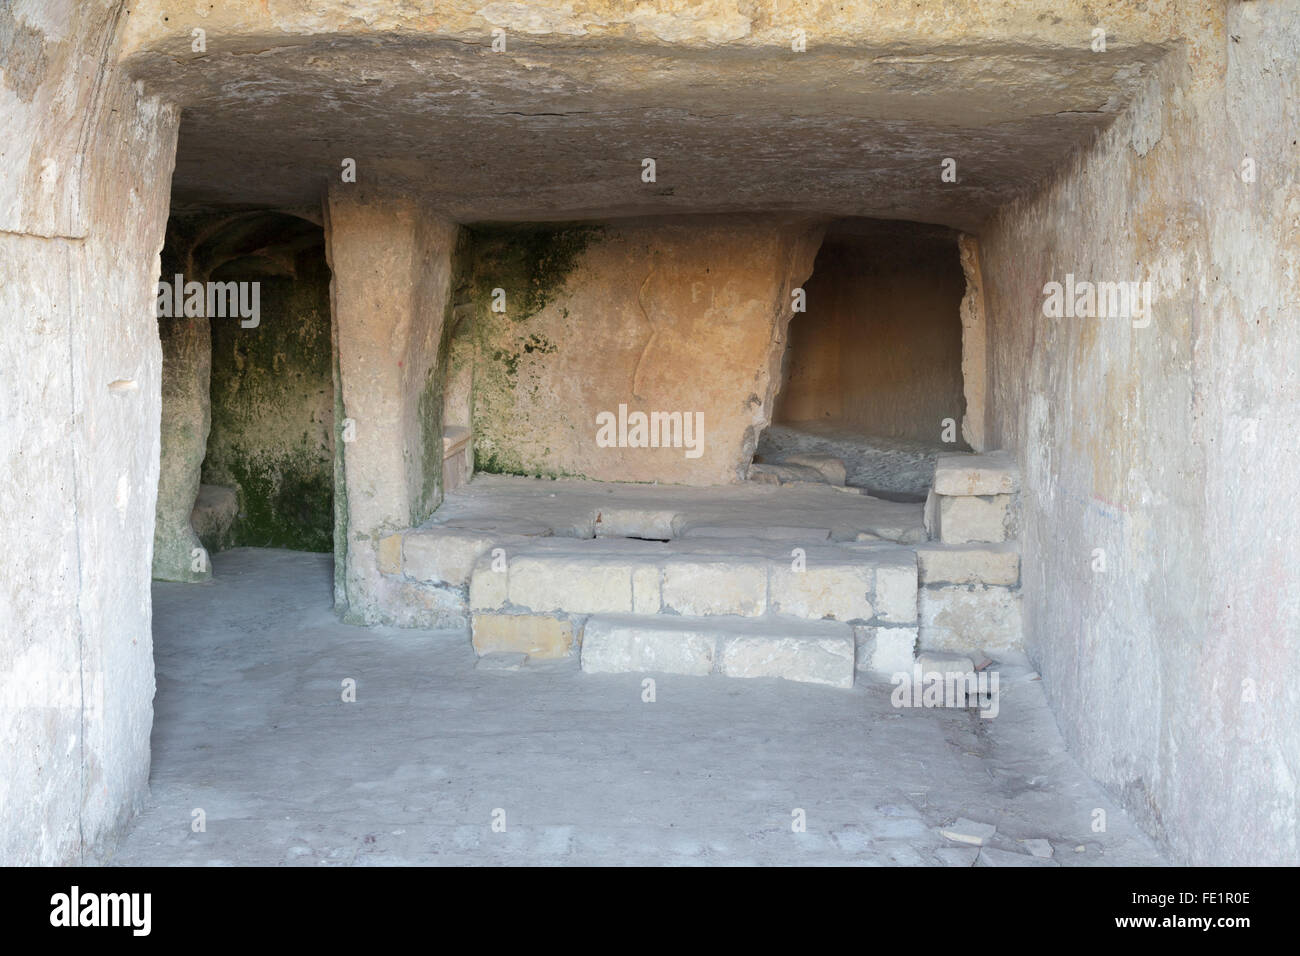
[202,250,335,552]
[453,223,601,477]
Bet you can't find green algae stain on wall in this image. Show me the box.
[202,253,335,552]
[459,223,602,478]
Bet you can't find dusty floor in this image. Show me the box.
[111,548,1165,866]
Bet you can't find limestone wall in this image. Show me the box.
[203,246,334,553]
[979,0,1299,865]
[0,0,178,864]
[462,215,825,485]
[773,226,966,443]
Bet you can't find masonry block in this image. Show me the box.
[933,494,1012,544]
[769,560,873,621]
[917,544,1020,586]
[472,612,575,659]
[919,585,1022,652]
[402,528,497,586]
[507,555,634,614]
[661,558,767,616]
[718,630,855,688]
[855,625,918,675]
[932,451,1020,496]
[581,617,716,676]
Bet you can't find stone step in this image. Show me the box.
[465,536,918,627]
[580,614,856,688]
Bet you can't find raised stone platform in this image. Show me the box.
[369,456,1024,683]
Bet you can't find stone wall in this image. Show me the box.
[979,0,1299,865]
[203,244,334,553]
[773,225,966,443]
[462,215,825,485]
[0,0,178,864]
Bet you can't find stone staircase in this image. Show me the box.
[372,454,1023,688]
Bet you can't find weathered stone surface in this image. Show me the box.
[153,312,211,583]
[1,0,179,864]
[718,625,855,688]
[917,544,1020,586]
[919,586,1023,652]
[932,452,1019,496]
[940,818,997,846]
[661,558,767,617]
[769,560,873,622]
[507,555,635,614]
[472,613,575,659]
[871,551,920,624]
[855,626,918,675]
[631,566,661,614]
[120,1,1175,231]
[932,494,1012,544]
[464,218,822,485]
[782,454,847,486]
[190,484,239,555]
[594,508,678,539]
[376,534,403,575]
[581,616,716,676]
[326,191,458,623]
[401,528,498,586]
[468,556,509,611]
[442,426,472,496]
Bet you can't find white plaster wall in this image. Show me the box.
[0,0,179,864]
[980,0,1298,865]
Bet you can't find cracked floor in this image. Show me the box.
[111,548,1165,866]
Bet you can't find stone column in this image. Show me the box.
[323,188,459,625]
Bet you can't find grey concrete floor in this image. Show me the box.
[111,548,1165,866]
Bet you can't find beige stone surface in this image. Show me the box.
[918,585,1022,653]
[933,494,1012,544]
[917,544,1020,587]
[768,561,873,622]
[932,452,1020,496]
[120,1,1176,230]
[581,617,716,676]
[401,528,498,586]
[472,613,575,659]
[855,626,918,676]
[467,215,822,485]
[718,631,855,689]
[661,558,767,617]
[325,192,458,622]
[1,0,179,864]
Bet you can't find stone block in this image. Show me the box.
[919,585,1023,652]
[917,544,1020,586]
[872,551,919,623]
[507,555,633,614]
[782,454,847,486]
[855,626,917,675]
[718,628,855,688]
[632,565,662,614]
[376,533,404,575]
[932,451,1019,496]
[661,558,767,617]
[769,560,873,621]
[594,508,678,539]
[471,612,575,659]
[580,617,716,676]
[468,555,508,610]
[402,528,497,586]
[933,494,1012,544]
